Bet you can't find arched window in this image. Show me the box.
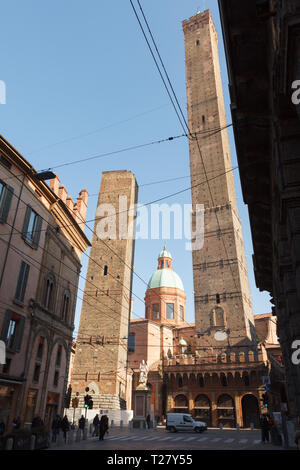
[210,307,225,328]
[220,373,228,387]
[104,265,108,276]
[61,290,70,323]
[194,394,211,426]
[174,394,188,410]
[217,394,236,428]
[44,274,55,311]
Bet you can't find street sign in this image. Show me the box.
[72,397,79,408]
[262,376,271,385]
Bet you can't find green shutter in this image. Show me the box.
[0,185,14,223]
[15,315,25,353]
[15,262,30,302]
[33,215,42,249]
[21,263,30,301]
[15,262,25,301]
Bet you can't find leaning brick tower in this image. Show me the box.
[182,10,256,353]
[71,170,138,410]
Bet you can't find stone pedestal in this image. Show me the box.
[133,386,150,429]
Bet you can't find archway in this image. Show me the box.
[217,394,236,428]
[193,394,212,426]
[173,394,188,413]
[242,394,260,428]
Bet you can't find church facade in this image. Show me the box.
[128,247,284,428]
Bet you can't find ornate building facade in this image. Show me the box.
[129,247,284,428]
[0,135,89,431]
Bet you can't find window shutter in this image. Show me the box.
[0,185,14,223]
[15,315,25,352]
[22,205,32,239]
[33,215,42,249]
[15,262,25,301]
[0,310,12,341]
[20,263,30,301]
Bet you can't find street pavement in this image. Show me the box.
[51,427,287,451]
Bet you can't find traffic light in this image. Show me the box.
[84,394,93,409]
[84,394,90,409]
[262,392,269,408]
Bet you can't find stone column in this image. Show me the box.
[211,392,217,427]
[188,392,194,416]
[234,392,242,427]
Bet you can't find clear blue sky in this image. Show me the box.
[0,0,271,336]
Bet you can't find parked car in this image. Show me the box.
[166,413,207,433]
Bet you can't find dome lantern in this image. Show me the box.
[145,247,186,326]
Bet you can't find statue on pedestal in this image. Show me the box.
[137,360,149,390]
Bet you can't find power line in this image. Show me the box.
[136,0,190,134]
[28,102,172,156]
[38,133,187,172]
[129,0,188,135]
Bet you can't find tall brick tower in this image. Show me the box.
[71,171,138,410]
[182,11,256,353]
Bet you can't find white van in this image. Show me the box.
[166,413,207,433]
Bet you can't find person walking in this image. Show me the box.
[260,413,270,444]
[32,416,44,429]
[78,415,85,438]
[99,415,109,441]
[93,414,100,437]
[61,415,70,443]
[146,414,151,429]
[51,415,61,442]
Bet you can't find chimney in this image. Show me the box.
[58,185,68,203]
[76,189,88,223]
[66,196,74,212]
[49,174,60,195]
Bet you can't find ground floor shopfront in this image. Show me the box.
[0,378,62,432]
[139,370,283,429]
[166,390,262,428]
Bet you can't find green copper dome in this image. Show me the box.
[147,268,184,290]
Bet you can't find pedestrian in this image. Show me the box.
[51,414,61,442]
[99,414,109,441]
[32,415,43,429]
[146,414,151,429]
[260,413,270,444]
[61,415,70,443]
[93,414,100,437]
[78,415,85,437]
[12,416,21,430]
